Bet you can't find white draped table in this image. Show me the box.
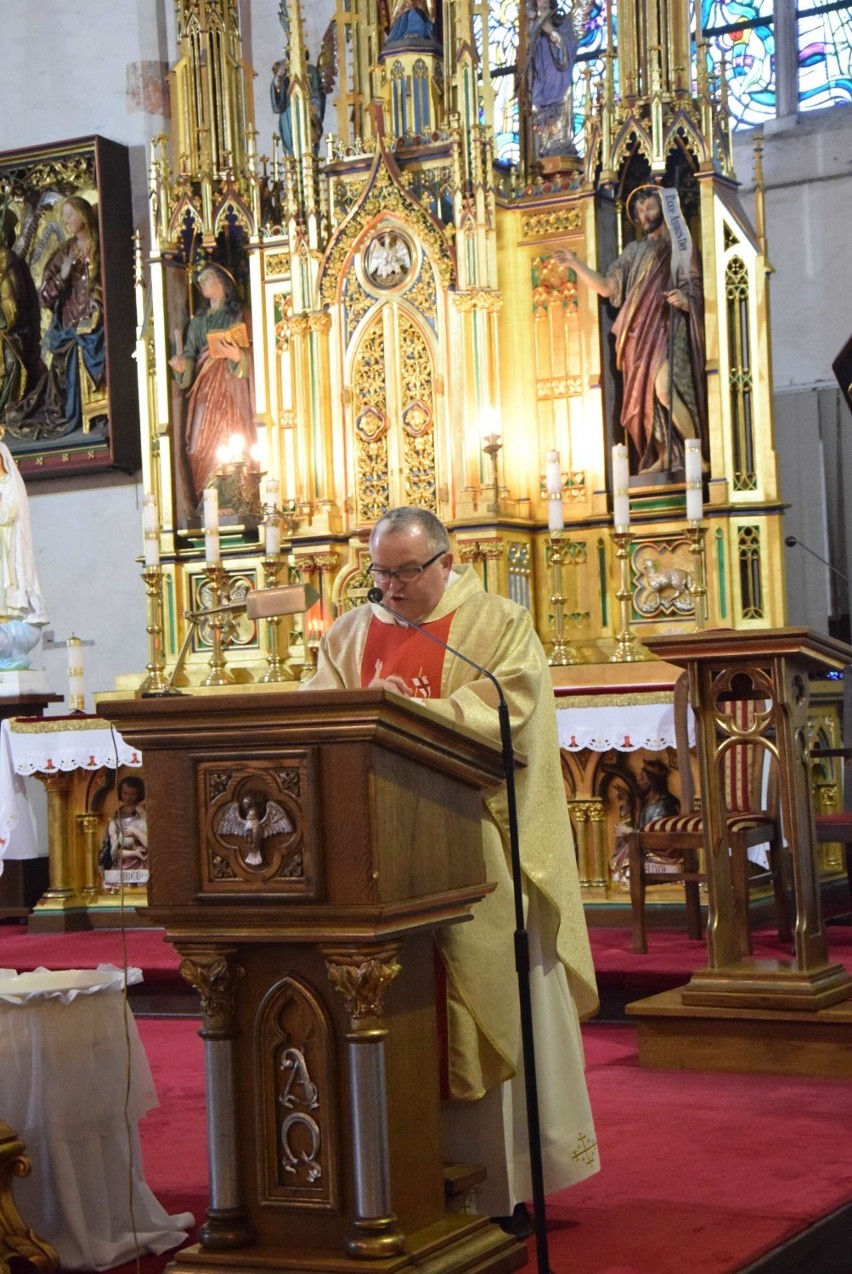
[0,965,192,1269]
[554,692,694,753]
[0,715,141,864]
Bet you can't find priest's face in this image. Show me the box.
[369,524,453,623]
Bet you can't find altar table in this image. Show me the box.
[0,964,192,1269]
[0,717,143,930]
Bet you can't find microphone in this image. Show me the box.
[147,582,320,696]
[785,535,850,584]
[365,585,553,1270]
[186,582,320,622]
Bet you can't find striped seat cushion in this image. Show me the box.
[642,812,773,836]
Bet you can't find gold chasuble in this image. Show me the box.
[306,566,598,1102]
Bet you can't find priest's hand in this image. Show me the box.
[368,673,413,696]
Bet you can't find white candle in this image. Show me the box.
[67,635,85,709]
[264,477,281,554]
[612,443,630,530]
[143,494,160,567]
[203,487,220,565]
[546,449,564,531]
[545,450,561,495]
[685,439,703,522]
[265,517,281,556]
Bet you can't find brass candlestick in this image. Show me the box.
[609,529,652,663]
[687,521,709,632]
[300,638,320,683]
[200,563,236,687]
[482,436,502,514]
[140,565,169,693]
[258,553,295,683]
[547,532,582,666]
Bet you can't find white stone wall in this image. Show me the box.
[734,108,852,627]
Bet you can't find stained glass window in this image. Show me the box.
[484,0,851,163]
[700,0,777,127]
[485,0,521,162]
[797,1,852,111]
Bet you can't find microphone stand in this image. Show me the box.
[785,535,850,584]
[367,589,553,1274]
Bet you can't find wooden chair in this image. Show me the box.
[627,674,793,955]
[812,670,852,923]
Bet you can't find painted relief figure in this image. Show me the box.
[99,776,149,878]
[0,208,39,417]
[218,789,293,867]
[169,263,255,510]
[5,196,105,440]
[563,185,706,474]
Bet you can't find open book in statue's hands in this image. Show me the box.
[207,322,250,359]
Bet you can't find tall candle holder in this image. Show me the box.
[200,563,236,687]
[258,553,295,683]
[482,435,502,514]
[547,532,582,666]
[67,634,86,713]
[687,521,709,632]
[609,529,652,663]
[299,633,319,684]
[140,565,169,693]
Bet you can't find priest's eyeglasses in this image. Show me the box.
[368,550,446,583]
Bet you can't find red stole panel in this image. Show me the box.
[360,611,455,698]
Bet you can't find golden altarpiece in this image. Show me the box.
[120,0,846,916]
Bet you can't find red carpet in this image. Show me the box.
[0,923,180,984]
[4,919,851,998]
[3,923,852,1271]
[589,921,852,990]
[96,1018,852,1274]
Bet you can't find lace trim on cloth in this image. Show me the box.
[3,717,142,774]
[555,700,695,752]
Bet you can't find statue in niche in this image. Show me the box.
[271,21,337,157]
[169,262,255,511]
[382,0,441,45]
[524,0,583,160]
[610,758,681,882]
[99,776,148,877]
[0,436,48,672]
[563,184,707,475]
[5,195,106,441]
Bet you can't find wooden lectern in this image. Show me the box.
[627,628,852,1078]
[98,688,527,1274]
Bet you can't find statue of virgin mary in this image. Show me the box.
[0,438,48,670]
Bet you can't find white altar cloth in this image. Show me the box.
[555,693,695,752]
[0,716,141,864]
[0,964,192,1269]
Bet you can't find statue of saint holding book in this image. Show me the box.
[169,262,255,510]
